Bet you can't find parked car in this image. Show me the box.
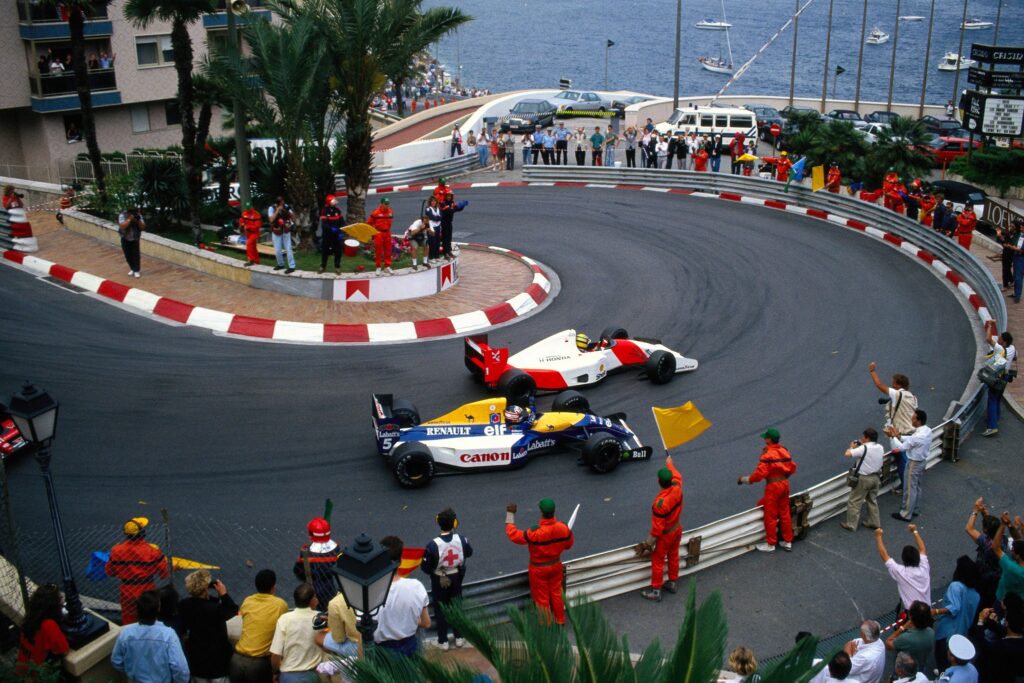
[546,90,610,113]
[865,110,900,124]
[918,115,963,135]
[743,104,785,140]
[499,99,557,133]
[826,109,864,123]
[610,95,654,116]
[930,179,987,220]
[920,136,983,166]
[855,122,890,145]
[781,105,824,120]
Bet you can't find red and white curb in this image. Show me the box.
[353,180,995,335]
[0,244,553,344]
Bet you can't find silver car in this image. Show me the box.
[546,90,610,113]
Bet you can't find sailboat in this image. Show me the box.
[866,26,889,45]
[698,0,734,74]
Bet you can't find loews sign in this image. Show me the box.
[983,198,1024,232]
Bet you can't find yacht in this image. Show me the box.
[899,15,925,22]
[695,19,731,30]
[960,18,993,30]
[937,52,977,71]
[698,0,735,74]
[866,26,889,45]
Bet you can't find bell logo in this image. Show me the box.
[459,452,510,463]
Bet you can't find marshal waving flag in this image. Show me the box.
[651,402,712,451]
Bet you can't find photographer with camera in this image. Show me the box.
[267,196,296,274]
[840,428,885,532]
[868,362,917,494]
[179,569,238,683]
[3,185,25,210]
[117,206,145,278]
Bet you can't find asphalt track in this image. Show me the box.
[0,186,976,593]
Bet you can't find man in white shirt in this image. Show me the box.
[867,361,917,494]
[893,652,930,682]
[270,584,322,683]
[373,536,430,657]
[843,620,885,683]
[841,428,885,532]
[885,409,932,521]
[982,331,1016,437]
[876,524,931,610]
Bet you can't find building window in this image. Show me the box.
[63,114,84,143]
[130,105,151,133]
[136,35,174,66]
[165,101,181,126]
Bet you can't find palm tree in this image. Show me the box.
[318,0,470,222]
[123,0,215,244]
[206,4,339,247]
[863,115,933,190]
[343,585,833,682]
[40,0,112,199]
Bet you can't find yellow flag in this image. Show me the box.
[811,165,825,192]
[342,222,379,243]
[651,402,712,451]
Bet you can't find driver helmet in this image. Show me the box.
[504,405,527,425]
[576,333,591,350]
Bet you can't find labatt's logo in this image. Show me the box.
[459,451,510,464]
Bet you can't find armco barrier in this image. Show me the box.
[336,153,478,191]
[458,166,1000,617]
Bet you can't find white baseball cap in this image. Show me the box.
[948,634,975,661]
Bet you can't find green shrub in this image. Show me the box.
[950,147,1024,197]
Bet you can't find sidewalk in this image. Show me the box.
[970,236,1023,411]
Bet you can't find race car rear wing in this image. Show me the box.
[371,394,401,456]
[464,334,509,385]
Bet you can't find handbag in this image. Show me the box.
[977,362,1008,392]
[846,446,867,488]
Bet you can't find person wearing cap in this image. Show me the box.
[432,177,450,205]
[552,122,571,166]
[439,191,467,261]
[904,180,923,222]
[531,125,544,165]
[883,167,900,211]
[826,162,842,193]
[920,186,938,228]
[636,455,683,602]
[505,499,574,624]
[937,634,978,682]
[738,428,797,552]
[420,508,473,651]
[450,123,463,157]
[764,152,792,183]
[955,203,977,251]
[291,518,340,610]
[106,517,169,624]
[240,202,263,267]
[367,197,394,275]
[318,195,344,274]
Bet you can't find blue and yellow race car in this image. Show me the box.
[372,391,651,488]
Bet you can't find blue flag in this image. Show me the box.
[791,157,807,182]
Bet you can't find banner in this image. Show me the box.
[811,165,825,192]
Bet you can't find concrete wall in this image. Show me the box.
[0,19,30,110]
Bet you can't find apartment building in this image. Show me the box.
[0,0,269,181]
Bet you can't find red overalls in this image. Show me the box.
[747,443,797,547]
[693,149,709,172]
[368,205,394,268]
[105,538,168,624]
[920,194,937,227]
[240,208,263,264]
[956,209,977,250]
[506,517,574,624]
[882,172,900,210]
[765,157,792,182]
[649,461,683,589]
[826,167,841,193]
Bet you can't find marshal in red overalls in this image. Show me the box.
[739,429,797,552]
[240,206,263,265]
[367,199,394,271]
[505,499,574,624]
[106,517,168,624]
[649,458,683,591]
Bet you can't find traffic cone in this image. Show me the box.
[8,208,38,253]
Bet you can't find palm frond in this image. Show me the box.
[566,596,639,683]
[757,637,837,683]
[342,647,425,683]
[659,582,728,683]
[506,605,575,683]
[122,0,213,27]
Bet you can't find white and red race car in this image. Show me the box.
[464,327,698,400]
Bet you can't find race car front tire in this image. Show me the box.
[582,434,622,474]
[390,399,421,428]
[600,326,629,343]
[497,369,536,407]
[552,390,590,413]
[390,442,434,488]
[646,350,676,385]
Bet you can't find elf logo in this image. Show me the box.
[459,452,510,463]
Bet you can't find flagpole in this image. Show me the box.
[886,0,902,113]
[853,0,868,114]
[604,40,610,90]
[918,0,936,118]
[820,0,834,112]
[651,407,670,455]
[952,0,969,107]
[672,0,682,110]
[788,0,799,106]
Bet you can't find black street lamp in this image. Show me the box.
[8,382,109,649]
[331,534,399,648]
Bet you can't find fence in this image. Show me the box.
[335,153,478,191]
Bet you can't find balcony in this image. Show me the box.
[203,0,271,28]
[17,0,108,22]
[28,70,120,113]
[17,0,112,40]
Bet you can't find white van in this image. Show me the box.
[654,106,758,140]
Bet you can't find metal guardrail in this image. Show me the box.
[457,166,999,617]
[335,154,478,191]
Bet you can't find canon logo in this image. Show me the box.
[459,452,510,463]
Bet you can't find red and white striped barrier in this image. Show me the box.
[6,208,38,253]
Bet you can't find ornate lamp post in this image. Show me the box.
[331,534,399,648]
[8,382,109,648]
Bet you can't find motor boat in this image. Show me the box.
[937,52,977,71]
[960,18,993,30]
[866,26,889,45]
[698,55,733,74]
[899,15,925,22]
[695,19,731,30]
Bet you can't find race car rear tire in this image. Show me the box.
[600,326,629,343]
[646,350,676,385]
[497,369,536,407]
[390,399,421,428]
[464,356,484,384]
[582,434,622,474]
[390,442,434,488]
[552,390,590,414]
